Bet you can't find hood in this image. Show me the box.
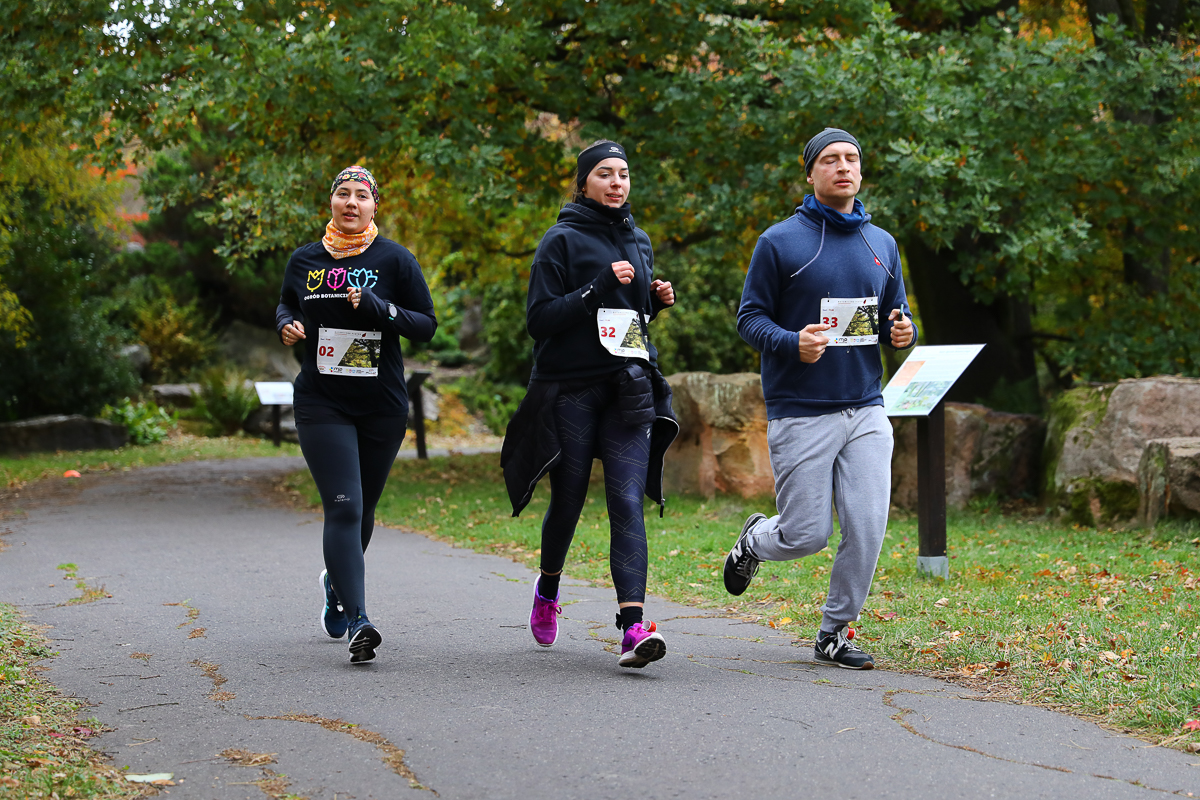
[557,198,637,228]
[797,194,870,233]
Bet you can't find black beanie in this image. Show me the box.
[575,141,629,191]
[803,128,862,175]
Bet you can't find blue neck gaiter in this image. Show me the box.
[799,194,870,233]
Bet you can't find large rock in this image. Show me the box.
[243,406,299,444]
[0,415,128,454]
[890,403,1045,511]
[1045,377,1200,525]
[1138,437,1200,527]
[218,320,301,381]
[152,383,202,408]
[664,372,773,498]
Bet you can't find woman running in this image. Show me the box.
[502,140,679,668]
[276,166,437,664]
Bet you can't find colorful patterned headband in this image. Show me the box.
[330,166,379,205]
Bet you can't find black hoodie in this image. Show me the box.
[526,199,667,382]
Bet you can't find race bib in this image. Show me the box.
[820,296,879,346]
[597,308,649,359]
[317,327,382,376]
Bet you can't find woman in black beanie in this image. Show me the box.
[501,140,679,668]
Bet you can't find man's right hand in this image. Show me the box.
[798,323,831,363]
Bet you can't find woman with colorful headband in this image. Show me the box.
[276,166,437,664]
[501,140,679,668]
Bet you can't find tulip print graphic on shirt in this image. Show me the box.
[326,267,348,290]
[306,269,326,292]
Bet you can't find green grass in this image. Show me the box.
[287,453,1200,749]
[1,434,301,490]
[0,604,144,799]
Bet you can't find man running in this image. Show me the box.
[724,128,916,670]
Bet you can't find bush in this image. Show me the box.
[100,398,176,445]
[192,367,260,436]
[450,375,525,435]
[132,290,217,383]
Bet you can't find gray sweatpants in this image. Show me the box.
[744,405,893,632]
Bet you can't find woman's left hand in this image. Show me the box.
[651,280,674,307]
[348,287,363,309]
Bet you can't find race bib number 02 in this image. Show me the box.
[820,296,879,346]
[596,308,649,360]
[317,327,382,376]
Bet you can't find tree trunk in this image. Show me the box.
[903,236,1037,404]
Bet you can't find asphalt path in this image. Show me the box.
[1,458,1197,799]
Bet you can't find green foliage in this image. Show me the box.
[192,367,260,436]
[448,375,526,436]
[0,123,138,421]
[100,398,176,445]
[128,286,217,383]
[24,0,1198,390]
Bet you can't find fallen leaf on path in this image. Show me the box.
[126,773,174,785]
[933,598,949,608]
[1183,720,1200,732]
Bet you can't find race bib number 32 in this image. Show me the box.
[820,296,879,346]
[596,308,649,360]
[317,327,382,376]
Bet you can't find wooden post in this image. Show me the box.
[407,371,431,460]
[916,399,948,578]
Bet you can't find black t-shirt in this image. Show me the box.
[275,237,437,419]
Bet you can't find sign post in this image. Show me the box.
[883,344,985,579]
[253,382,294,447]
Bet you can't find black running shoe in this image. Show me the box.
[814,625,874,670]
[347,616,382,664]
[319,569,348,639]
[723,513,766,596]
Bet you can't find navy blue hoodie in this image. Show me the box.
[526,199,667,382]
[738,196,916,419]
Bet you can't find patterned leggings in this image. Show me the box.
[540,381,652,604]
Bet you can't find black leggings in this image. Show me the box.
[540,382,652,604]
[296,413,407,620]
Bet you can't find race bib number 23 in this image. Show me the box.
[821,296,879,346]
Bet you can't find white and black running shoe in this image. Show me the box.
[814,626,874,670]
[347,616,382,664]
[723,513,766,596]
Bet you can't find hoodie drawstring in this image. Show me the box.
[790,220,825,278]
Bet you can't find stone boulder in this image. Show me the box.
[891,403,1045,511]
[1138,437,1200,527]
[664,372,773,498]
[243,406,299,444]
[218,320,301,381]
[1045,377,1200,525]
[0,415,128,454]
[152,383,202,408]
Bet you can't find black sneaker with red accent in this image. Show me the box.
[814,625,874,670]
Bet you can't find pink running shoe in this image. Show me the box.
[529,577,561,647]
[618,621,666,668]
